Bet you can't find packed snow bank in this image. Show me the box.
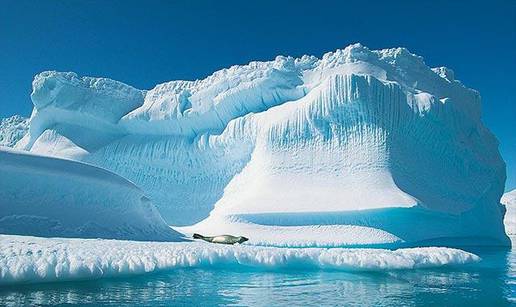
[18,43,509,246]
[0,115,28,147]
[179,217,404,248]
[0,235,480,285]
[177,206,509,248]
[0,147,182,241]
[501,190,516,236]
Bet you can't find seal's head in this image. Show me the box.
[237,236,249,244]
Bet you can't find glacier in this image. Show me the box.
[0,147,182,241]
[0,235,480,285]
[10,43,510,247]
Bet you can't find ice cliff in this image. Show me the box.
[13,43,509,247]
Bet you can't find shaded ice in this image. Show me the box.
[0,115,28,147]
[0,147,181,241]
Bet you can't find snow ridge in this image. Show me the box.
[0,147,182,241]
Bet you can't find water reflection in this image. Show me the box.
[0,248,513,306]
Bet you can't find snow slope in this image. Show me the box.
[0,115,28,147]
[501,189,516,236]
[0,235,480,285]
[17,44,509,247]
[0,147,182,241]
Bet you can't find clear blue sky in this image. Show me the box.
[1,0,515,190]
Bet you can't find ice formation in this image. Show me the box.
[0,115,28,147]
[0,147,182,241]
[501,189,516,237]
[0,235,480,285]
[14,44,509,247]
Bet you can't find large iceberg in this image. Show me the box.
[14,44,509,247]
[0,147,182,241]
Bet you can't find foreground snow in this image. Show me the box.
[178,218,402,248]
[0,235,480,285]
[179,205,511,248]
[0,147,181,241]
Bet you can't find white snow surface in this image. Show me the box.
[0,147,182,241]
[178,217,404,248]
[0,115,28,147]
[16,43,509,247]
[501,190,516,236]
[0,235,480,285]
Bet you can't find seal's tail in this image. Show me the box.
[193,233,204,239]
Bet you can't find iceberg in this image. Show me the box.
[501,190,516,237]
[0,147,182,241]
[0,235,480,285]
[13,44,509,247]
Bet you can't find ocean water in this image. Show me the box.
[0,247,514,306]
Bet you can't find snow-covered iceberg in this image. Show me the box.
[0,147,182,241]
[15,44,509,247]
[0,235,480,285]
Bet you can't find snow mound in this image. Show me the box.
[0,115,28,147]
[0,235,480,285]
[0,147,182,241]
[178,218,404,248]
[18,43,509,247]
[501,190,516,236]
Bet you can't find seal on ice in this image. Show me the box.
[193,233,249,245]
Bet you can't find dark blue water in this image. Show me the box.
[1,247,514,306]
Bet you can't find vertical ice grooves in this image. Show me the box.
[18,44,507,246]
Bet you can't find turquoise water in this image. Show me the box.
[1,247,514,306]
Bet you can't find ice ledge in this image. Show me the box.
[0,235,480,285]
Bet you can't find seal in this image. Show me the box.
[193,233,249,245]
